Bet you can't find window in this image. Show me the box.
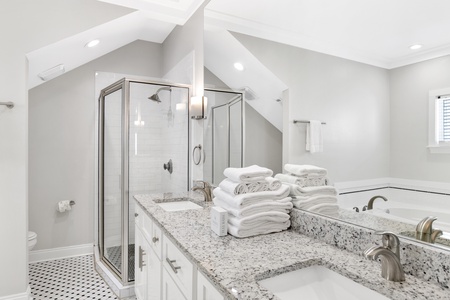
[437,95,450,142]
[428,88,450,153]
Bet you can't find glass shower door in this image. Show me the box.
[100,85,124,276]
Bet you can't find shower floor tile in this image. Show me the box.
[29,255,136,300]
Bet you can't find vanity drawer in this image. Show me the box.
[163,236,195,300]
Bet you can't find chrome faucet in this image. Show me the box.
[192,180,213,202]
[415,216,443,244]
[364,231,405,282]
[367,195,388,210]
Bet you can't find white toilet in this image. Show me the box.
[28,231,37,251]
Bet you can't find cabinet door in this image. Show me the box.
[162,268,187,300]
[196,271,224,300]
[163,236,194,300]
[135,228,148,300]
[147,244,161,300]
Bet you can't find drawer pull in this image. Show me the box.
[152,236,159,243]
[135,213,139,217]
[166,257,181,273]
[139,246,146,271]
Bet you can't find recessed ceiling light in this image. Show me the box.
[85,39,100,48]
[234,62,244,71]
[409,44,422,50]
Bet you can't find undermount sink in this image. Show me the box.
[258,265,389,300]
[154,198,203,212]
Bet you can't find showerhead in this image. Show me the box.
[148,93,161,103]
[148,86,172,103]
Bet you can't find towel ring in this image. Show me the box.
[193,144,202,165]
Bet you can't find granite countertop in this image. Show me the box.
[134,192,449,300]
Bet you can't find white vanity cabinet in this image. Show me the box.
[135,203,225,300]
[162,236,196,300]
[135,206,161,300]
[196,271,225,300]
[135,228,149,300]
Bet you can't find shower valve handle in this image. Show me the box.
[163,159,173,174]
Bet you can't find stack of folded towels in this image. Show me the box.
[275,164,339,217]
[213,165,293,238]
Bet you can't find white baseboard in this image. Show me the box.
[29,243,93,263]
[0,286,31,300]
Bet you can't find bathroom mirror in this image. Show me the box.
[203,3,450,251]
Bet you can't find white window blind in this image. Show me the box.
[438,95,450,142]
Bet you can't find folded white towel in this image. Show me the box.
[219,179,248,195]
[213,185,290,208]
[223,165,273,182]
[213,197,293,218]
[275,173,327,187]
[306,120,323,153]
[292,195,337,210]
[228,211,290,227]
[248,181,263,193]
[287,183,337,197]
[265,177,282,191]
[307,203,339,217]
[227,220,291,238]
[284,164,327,177]
[218,177,282,195]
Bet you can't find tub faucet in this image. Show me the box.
[415,216,443,244]
[364,231,405,282]
[192,180,213,202]
[367,195,388,210]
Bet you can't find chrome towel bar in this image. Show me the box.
[293,119,326,125]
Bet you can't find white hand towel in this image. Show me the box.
[284,164,327,177]
[213,184,290,208]
[275,173,327,187]
[219,179,249,195]
[228,211,290,227]
[265,177,282,191]
[306,120,323,153]
[247,181,263,193]
[292,195,337,210]
[287,183,337,197]
[223,165,273,182]
[213,197,293,218]
[227,220,291,238]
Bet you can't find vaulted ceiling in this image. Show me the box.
[27,0,450,88]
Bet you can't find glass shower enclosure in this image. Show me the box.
[203,89,243,186]
[97,78,190,290]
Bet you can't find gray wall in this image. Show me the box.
[233,33,391,183]
[28,40,163,250]
[389,55,450,182]
[244,103,282,174]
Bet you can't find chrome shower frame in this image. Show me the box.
[204,88,244,184]
[97,77,191,292]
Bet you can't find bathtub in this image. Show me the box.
[370,207,450,233]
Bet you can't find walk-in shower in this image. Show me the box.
[96,78,190,296]
[203,89,243,185]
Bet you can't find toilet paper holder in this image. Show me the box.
[57,200,76,213]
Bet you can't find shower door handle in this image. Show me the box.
[138,246,146,271]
